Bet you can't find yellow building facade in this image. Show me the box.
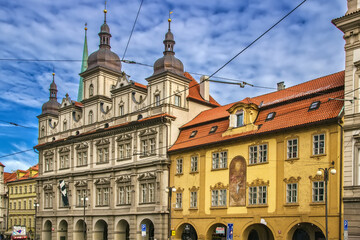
[168,72,344,240]
[7,165,38,238]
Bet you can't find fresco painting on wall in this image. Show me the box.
[229,156,246,206]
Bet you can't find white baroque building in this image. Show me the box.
[34,8,219,240]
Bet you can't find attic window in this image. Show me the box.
[309,101,320,111]
[266,112,276,121]
[209,126,218,134]
[190,130,198,138]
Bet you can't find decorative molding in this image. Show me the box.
[175,187,184,193]
[309,175,324,181]
[94,178,110,185]
[95,138,110,146]
[188,186,200,192]
[247,178,270,187]
[44,150,54,157]
[43,184,53,191]
[58,147,70,153]
[139,128,157,137]
[210,182,228,190]
[283,176,301,184]
[75,142,88,150]
[116,134,132,142]
[137,172,156,180]
[57,181,69,189]
[115,175,131,183]
[74,180,87,187]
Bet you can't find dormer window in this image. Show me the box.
[88,111,93,124]
[236,110,244,127]
[190,130,197,138]
[209,126,218,134]
[309,101,320,111]
[266,112,276,121]
[89,84,94,97]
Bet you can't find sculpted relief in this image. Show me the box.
[229,156,246,206]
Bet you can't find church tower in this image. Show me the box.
[77,24,88,102]
[333,1,360,238]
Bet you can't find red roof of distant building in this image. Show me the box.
[134,82,147,90]
[184,72,220,107]
[0,162,4,167]
[169,71,344,152]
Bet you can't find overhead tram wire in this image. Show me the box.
[0,120,35,129]
[0,149,34,159]
[122,0,144,60]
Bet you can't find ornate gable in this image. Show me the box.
[247,178,270,187]
[210,182,229,190]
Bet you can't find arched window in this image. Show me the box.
[40,127,45,138]
[63,120,67,131]
[119,104,124,116]
[89,84,94,97]
[89,111,93,124]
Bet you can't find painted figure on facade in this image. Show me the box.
[229,156,246,206]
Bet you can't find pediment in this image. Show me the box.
[44,150,54,157]
[75,142,89,150]
[247,178,269,187]
[115,175,131,183]
[74,180,87,187]
[139,128,157,137]
[58,147,70,153]
[210,182,228,190]
[138,172,156,180]
[95,138,110,146]
[116,134,132,142]
[94,178,110,185]
[43,184,53,191]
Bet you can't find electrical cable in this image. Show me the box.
[122,0,144,60]
[0,149,34,159]
[0,120,35,129]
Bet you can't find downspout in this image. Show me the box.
[337,108,344,240]
[162,116,171,239]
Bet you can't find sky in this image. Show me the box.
[0,0,346,172]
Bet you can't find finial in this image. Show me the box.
[85,23,88,31]
[168,11,173,31]
[52,72,55,82]
[104,0,107,23]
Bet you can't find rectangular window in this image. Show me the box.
[125,143,131,158]
[286,183,298,203]
[236,111,244,127]
[24,186,27,194]
[77,189,87,206]
[211,189,227,207]
[119,105,124,116]
[176,159,183,174]
[190,191,197,208]
[29,185,32,193]
[176,193,182,208]
[118,186,125,205]
[313,134,325,155]
[212,151,227,169]
[45,157,53,172]
[249,186,267,205]
[104,188,109,205]
[191,156,198,172]
[60,154,69,169]
[98,147,109,163]
[126,186,131,204]
[312,181,324,202]
[142,140,148,156]
[44,192,53,208]
[150,139,155,154]
[287,139,298,159]
[29,200,32,210]
[119,144,124,159]
[23,200,26,210]
[77,150,88,166]
[140,182,155,204]
[175,95,181,107]
[249,144,268,164]
[96,187,109,206]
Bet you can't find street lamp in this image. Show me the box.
[33,201,39,240]
[80,196,88,240]
[316,167,336,240]
[165,186,176,240]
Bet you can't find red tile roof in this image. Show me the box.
[5,164,39,183]
[0,162,4,167]
[169,71,344,152]
[184,72,220,107]
[134,82,147,90]
[4,172,16,183]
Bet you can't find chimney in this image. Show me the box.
[277,81,285,91]
[200,75,210,101]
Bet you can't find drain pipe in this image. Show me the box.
[337,116,343,240]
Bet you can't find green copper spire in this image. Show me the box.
[77,23,88,102]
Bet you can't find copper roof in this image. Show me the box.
[169,71,344,152]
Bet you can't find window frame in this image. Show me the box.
[248,185,267,205]
[212,151,228,170]
[249,144,268,164]
[286,183,298,204]
[312,181,325,202]
[287,138,298,159]
[313,133,325,155]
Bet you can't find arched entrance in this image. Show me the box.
[115,219,130,240]
[74,219,87,240]
[43,220,52,240]
[242,224,274,240]
[206,223,227,240]
[140,219,154,240]
[287,222,325,240]
[58,220,68,240]
[94,220,108,240]
[175,223,198,240]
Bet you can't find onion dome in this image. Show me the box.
[153,17,184,76]
[87,8,121,72]
[42,73,60,115]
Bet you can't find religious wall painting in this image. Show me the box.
[229,156,246,206]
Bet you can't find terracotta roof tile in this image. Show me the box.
[169,72,344,152]
[0,162,5,167]
[134,82,147,90]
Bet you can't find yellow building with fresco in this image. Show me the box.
[6,165,38,238]
[168,72,344,240]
